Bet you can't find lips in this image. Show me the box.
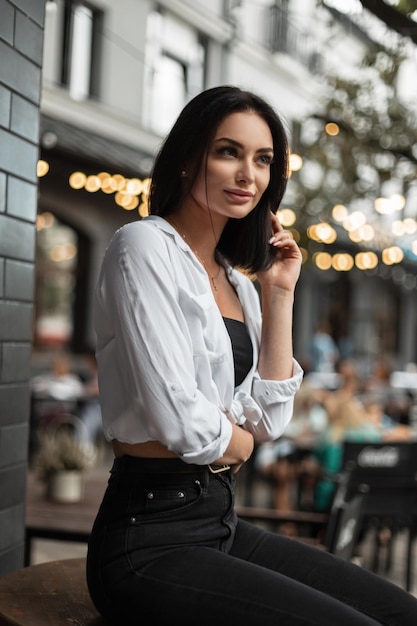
[224,189,255,204]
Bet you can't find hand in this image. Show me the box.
[257,212,302,293]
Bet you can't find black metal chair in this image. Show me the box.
[338,440,417,590]
[323,470,368,561]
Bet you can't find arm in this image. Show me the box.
[95,222,234,465]
[224,214,303,444]
[256,212,302,381]
[215,423,254,473]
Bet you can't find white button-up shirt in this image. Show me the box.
[94,216,303,465]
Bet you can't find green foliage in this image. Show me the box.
[396,0,417,17]
[289,47,417,230]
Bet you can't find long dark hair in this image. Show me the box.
[149,85,289,273]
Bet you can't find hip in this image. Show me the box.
[89,456,237,559]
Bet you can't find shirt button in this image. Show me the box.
[147,492,154,499]
[178,491,185,498]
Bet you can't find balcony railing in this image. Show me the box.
[269,5,322,74]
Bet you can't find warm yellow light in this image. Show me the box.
[355,251,378,270]
[277,208,296,227]
[101,181,117,194]
[350,224,374,242]
[359,224,375,241]
[308,223,337,243]
[313,252,332,270]
[36,212,55,230]
[37,160,49,177]
[300,247,308,264]
[138,201,149,218]
[343,210,366,231]
[289,153,303,172]
[412,240,417,256]
[390,194,405,212]
[98,173,116,193]
[382,246,404,265]
[374,197,391,214]
[307,224,318,241]
[125,178,143,195]
[332,204,348,221]
[97,172,111,184]
[348,229,362,243]
[374,196,403,215]
[403,218,417,234]
[85,175,101,192]
[290,228,300,243]
[325,122,340,136]
[112,174,126,191]
[392,220,405,236]
[68,171,151,213]
[142,178,152,195]
[332,253,354,271]
[69,171,87,190]
[122,195,140,210]
[315,222,337,243]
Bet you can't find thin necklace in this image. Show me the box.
[168,218,221,291]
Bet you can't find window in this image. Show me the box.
[43,0,102,101]
[143,11,206,135]
[62,1,102,100]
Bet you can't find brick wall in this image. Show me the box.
[0,0,45,576]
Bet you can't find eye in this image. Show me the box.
[216,145,238,158]
[257,154,274,166]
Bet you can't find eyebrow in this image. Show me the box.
[214,137,274,153]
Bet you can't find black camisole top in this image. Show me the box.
[223,317,253,387]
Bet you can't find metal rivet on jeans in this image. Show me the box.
[147,492,154,499]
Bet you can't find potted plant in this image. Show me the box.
[33,416,97,503]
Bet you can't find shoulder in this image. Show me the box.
[111,216,167,248]
[106,216,173,263]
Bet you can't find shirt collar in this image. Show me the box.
[145,214,237,279]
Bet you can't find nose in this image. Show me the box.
[236,159,255,183]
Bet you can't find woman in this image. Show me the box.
[87,86,417,625]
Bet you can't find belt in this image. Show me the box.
[112,455,230,474]
[208,464,231,474]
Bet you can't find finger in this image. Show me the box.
[268,231,292,247]
[270,211,283,233]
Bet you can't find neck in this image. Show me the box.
[166,215,223,291]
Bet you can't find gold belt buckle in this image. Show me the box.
[208,463,231,474]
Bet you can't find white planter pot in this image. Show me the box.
[47,470,84,503]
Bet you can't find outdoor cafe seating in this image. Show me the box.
[337,440,417,591]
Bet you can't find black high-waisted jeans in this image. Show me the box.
[86,456,417,625]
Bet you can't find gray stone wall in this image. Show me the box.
[0,0,45,576]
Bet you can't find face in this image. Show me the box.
[189,111,274,221]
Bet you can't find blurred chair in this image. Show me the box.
[323,470,368,561]
[339,440,417,590]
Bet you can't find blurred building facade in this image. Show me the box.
[36,0,417,373]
